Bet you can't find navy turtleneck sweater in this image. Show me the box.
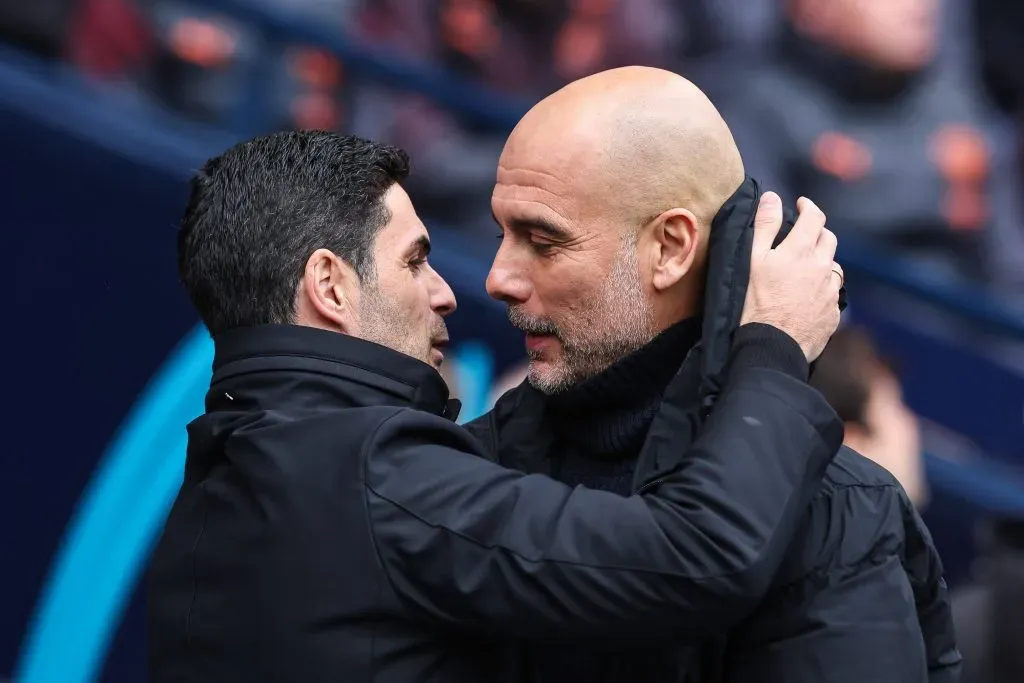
[531,318,806,683]
[532,318,702,682]
[543,317,702,496]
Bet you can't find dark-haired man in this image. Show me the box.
[148,129,845,682]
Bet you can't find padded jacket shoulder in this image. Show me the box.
[717,447,962,683]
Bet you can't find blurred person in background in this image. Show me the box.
[148,130,849,683]
[810,326,928,508]
[467,65,958,683]
[716,0,1024,295]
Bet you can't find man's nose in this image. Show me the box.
[486,253,531,305]
[431,269,458,317]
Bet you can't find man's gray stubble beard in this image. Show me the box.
[512,238,656,394]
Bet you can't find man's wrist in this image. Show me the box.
[727,323,809,382]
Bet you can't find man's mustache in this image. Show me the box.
[432,320,450,343]
[507,306,560,338]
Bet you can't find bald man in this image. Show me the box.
[466,67,961,683]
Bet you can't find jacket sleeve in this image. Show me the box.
[721,474,963,683]
[364,342,843,641]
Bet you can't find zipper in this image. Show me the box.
[634,477,666,495]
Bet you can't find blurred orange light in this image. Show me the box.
[930,124,990,184]
[571,0,616,18]
[169,17,237,68]
[291,93,342,131]
[290,48,344,88]
[441,0,498,57]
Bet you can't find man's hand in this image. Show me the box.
[740,192,842,361]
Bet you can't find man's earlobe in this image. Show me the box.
[650,209,700,292]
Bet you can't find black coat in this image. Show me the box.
[146,310,842,683]
[466,177,962,682]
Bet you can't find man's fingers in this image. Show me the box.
[817,227,838,259]
[782,197,826,252]
[816,227,839,275]
[752,191,784,256]
[830,262,844,290]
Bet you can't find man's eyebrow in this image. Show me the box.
[407,235,431,257]
[491,210,573,241]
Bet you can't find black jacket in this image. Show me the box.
[146,311,841,682]
[466,177,963,682]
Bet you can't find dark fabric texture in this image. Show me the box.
[545,317,702,493]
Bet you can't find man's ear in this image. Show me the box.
[646,208,701,292]
[296,248,360,334]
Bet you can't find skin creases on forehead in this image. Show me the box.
[493,178,634,256]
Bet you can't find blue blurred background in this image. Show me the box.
[2,0,1024,681]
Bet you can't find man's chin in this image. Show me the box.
[526,360,572,395]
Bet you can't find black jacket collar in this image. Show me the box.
[697,176,847,406]
[210,324,460,420]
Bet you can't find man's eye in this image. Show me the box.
[493,231,555,254]
[409,257,427,270]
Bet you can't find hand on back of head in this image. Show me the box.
[740,192,843,361]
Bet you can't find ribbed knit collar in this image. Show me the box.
[545,316,701,458]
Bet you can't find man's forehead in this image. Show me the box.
[492,158,601,222]
[491,183,573,235]
[492,172,629,240]
[499,126,605,179]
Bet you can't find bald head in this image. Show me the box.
[502,66,744,229]
[488,68,746,391]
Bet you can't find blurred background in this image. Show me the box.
[2,0,1024,681]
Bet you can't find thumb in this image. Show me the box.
[752,191,784,256]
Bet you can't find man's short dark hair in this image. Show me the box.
[178,131,410,336]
